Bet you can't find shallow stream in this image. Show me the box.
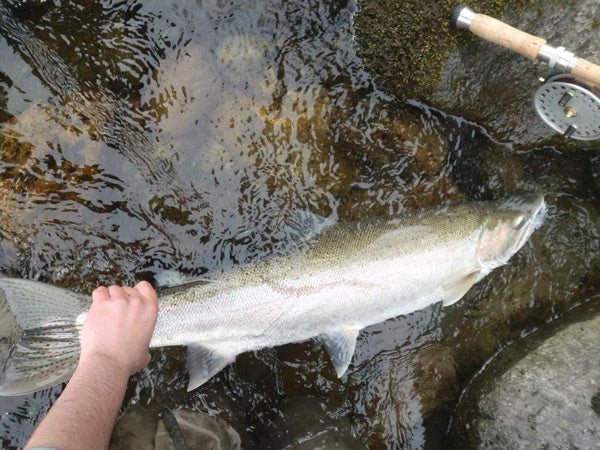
[0,0,598,448]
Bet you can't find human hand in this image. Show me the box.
[80,281,158,376]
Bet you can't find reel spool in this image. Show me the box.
[534,75,600,140]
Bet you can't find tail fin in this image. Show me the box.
[0,278,90,396]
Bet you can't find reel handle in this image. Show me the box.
[452,5,600,87]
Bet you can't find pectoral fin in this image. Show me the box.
[319,329,360,377]
[442,271,481,306]
[186,344,236,391]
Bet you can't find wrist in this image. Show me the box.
[77,352,131,383]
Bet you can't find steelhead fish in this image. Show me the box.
[0,195,546,396]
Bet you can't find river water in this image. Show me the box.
[0,0,598,448]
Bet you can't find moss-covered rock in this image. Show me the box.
[354,0,532,100]
[592,390,600,415]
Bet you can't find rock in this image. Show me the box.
[446,303,600,449]
[412,344,459,420]
[5,102,105,166]
[355,0,600,149]
[265,396,365,449]
[215,33,271,90]
[292,432,365,450]
[445,121,531,199]
[141,43,222,148]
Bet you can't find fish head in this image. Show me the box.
[476,194,546,272]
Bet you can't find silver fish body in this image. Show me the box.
[0,195,546,395]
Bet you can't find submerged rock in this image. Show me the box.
[353,0,530,101]
[216,33,271,89]
[265,396,365,449]
[446,303,600,449]
[141,43,222,148]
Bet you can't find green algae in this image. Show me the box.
[354,0,534,99]
[592,390,600,415]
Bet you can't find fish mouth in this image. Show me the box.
[509,194,547,255]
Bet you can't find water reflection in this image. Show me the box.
[0,0,174,182]
[0,0,598,448]
[0,385,62,448]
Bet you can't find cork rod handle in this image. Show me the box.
[452,6,600,87]
[452,6,545,60]
[468,13,546,60]
[571,58,600,88]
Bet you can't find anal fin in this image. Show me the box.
[186,344,236,392]
[319,329,359,377]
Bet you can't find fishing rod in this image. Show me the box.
[452,5,600,140]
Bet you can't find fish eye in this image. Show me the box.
[513,215,525,230]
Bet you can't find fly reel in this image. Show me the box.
[534,75,600,140]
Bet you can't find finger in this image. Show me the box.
[92,286,109,302]
[122,286,137,298]
[134,280,158,303]
[108,285,127,299]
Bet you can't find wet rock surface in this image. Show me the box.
[264,396,365,449]
[353,0,530,102]
[446,301,600,449]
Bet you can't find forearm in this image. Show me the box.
[26,355,130,450]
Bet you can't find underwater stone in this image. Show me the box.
[142,43,222,145]
[446,304,600,449]
[412,344,459,420]
[216,33,271,88]
[265,396,364,449]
